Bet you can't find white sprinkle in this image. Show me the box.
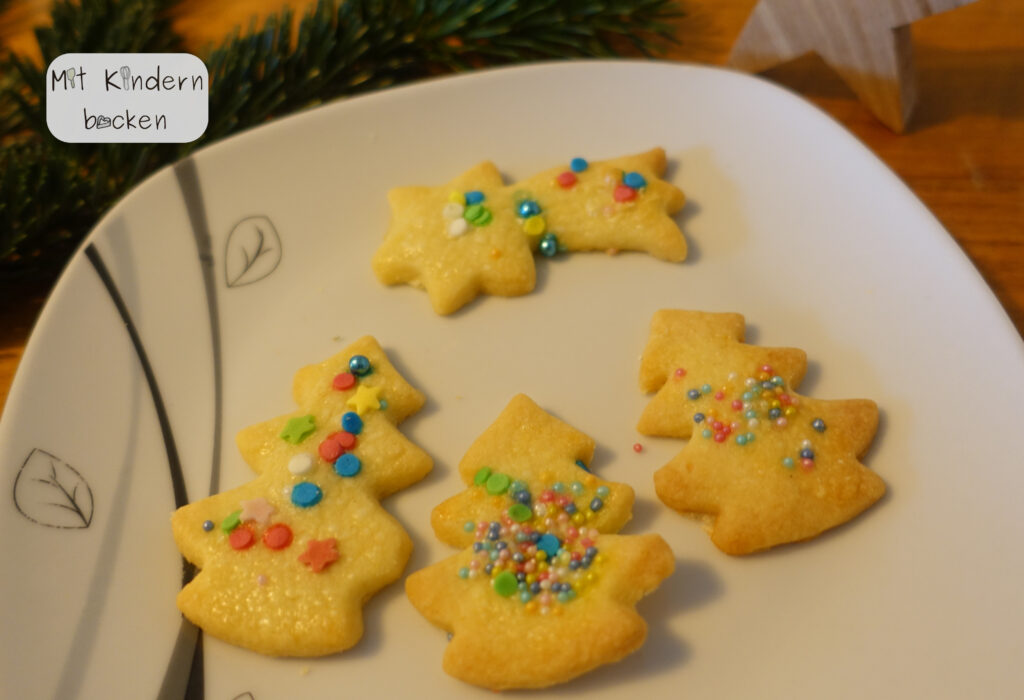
[288,453,314,475]
[442,202,464,220]
[447,218,469,237]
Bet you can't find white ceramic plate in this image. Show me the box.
[2,61,1022,700]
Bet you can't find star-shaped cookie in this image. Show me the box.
[638,310,885,554]
[170,336,433,656]
[372,149,686,314]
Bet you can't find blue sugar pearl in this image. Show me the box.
[575,459,590,472]
[513,552,525,563]
[202,520,214,532]
[464,190,485,204]
[334,453,361,477]
[736,434,748,446]
[702,429,712,439]
[488,530,500,541]
[570,157,588,172]
[782,457,795,469]
[473,542,484,552]
[348,355,371,376]
[517,200,541,217]
[589,497,604,512]
[623,171,646,188]
[687,389,701,400]
[495,541,508,550]
[538,232,559,257]
[751,385,762,395]
[762,381,774,391]
[701,383,712,394]
[570,481,585,495]
[530,581,542,594]
[694,412,705,423]
[341,411,363,434]
[531,532,542,543]
[537,534,561,557]
[585,546,598,558]
[581,556,593,568]
[564,503,577,515]
[569,560,580,570]
[484,563,494,575]
[800,448,815,460]
[812,418,827,432]
[458,567,469,579]
[769,407,782,419]
[514,490,531,504]
[291,482,323,508]
[596,485,610,498]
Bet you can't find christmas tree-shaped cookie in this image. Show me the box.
[171,337,432,656]
[638,310,885,555]
[407,395,674,690]
[372,149,686,315]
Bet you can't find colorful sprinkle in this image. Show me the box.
[782,457,795,469]
[447,218,469,237]
[263,523,293,550]
[485,472,511,496]
[518,200,541,218]
[623,172,646,189]
[523,215,546,236]
[442,202,464,220]
[613,184,636,202]
[221,510,242,533]
[463,521,474,532]
[474,466,492,485]
[290,482,323,508]
[318,437,343,462]
[346,384,381,415]
[556,171,577,188]
[334,431,357,450]
[279,414,316,444]
[464,190,485,205]
[575,459,589,472]
[288,453,314,476]
[448,190,465,205]
[334,454,362,477]
[674,368,686,378]
[348,355,371,376]
[687,389,701,400]
[229,526,255,550]
[341,412,363,435]
[632,443,643,453]
[538,232,559,257]
[298,538,338,573]
[589,497,604,512]
[332,372,356,391]
[570,157,588,172]
[201,520,214,532]
[493,570,518,597]
[537,533,560,557]
[812,418,826,432]
[240,497,276,525]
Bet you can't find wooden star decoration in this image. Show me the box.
[728,0,978,131]
[637,310,885,554]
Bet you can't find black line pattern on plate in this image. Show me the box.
[224,215,282,287]
[13,448,94,528]
[84,245,204,699]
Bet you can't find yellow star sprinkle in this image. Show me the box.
[346,383,381,415]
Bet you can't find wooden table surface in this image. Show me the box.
[1,0,1022,417]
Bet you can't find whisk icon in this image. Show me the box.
[66,67,76,88]
[120,66,131,90]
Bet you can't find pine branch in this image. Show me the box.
[1,0,682,282]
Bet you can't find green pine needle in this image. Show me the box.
[0,0,681,281]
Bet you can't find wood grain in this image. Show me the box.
[2,0,1022,417]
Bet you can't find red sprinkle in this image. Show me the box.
[556,171,577,188]
[761,365,774,374]
[801,458,815,471]
[229,526,255,550]
[714,391,725,400]
[731,399,743,410]
[674,368,686,378]
[633,442,643,453]
[714,432,726,443]
[613,184,637,202]
[318,438,343,462]
[333,372,356,390]
[263,523,293,550]
[779,394,792,405]
[335,431,357,449]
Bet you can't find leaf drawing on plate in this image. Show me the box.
[13,448,94,528]
[230,694,255,700]
[224,215,282,288]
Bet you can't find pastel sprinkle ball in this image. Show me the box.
[334,453,362,477]
[332,372,356,390]
[291,482,323,508]
[518,200,541,218]
[570,157,588,172]
[556,171,577,188]
[464,190,485,205]
[613,184,637,202]
[461,471,609,612]
[221,510,241,533]
[448,218,469,238]
[341,412,363,434]
[229,526,255,550]
[201,520,214,532]
[348,355,371,376]
[623,171,647,189]
[538,232,559,258]
[288,453,314,476]
[279,414,316,444]
[263,523,293,550]
[523,215,546,236]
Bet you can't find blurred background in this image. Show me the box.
[1,0,1022,413]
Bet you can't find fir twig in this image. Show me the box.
[0,0,681,282]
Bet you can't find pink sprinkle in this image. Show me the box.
[714,391,724,400]
[731,399,743,410]
[674,368,686,378]
[776,417,788,427]
[257,574,268,586]
[633,442,643,453]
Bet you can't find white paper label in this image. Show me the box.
[45,53,209,143]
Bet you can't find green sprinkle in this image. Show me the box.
[221,510,241,533]
[471,207,492,226]
[464,203,484,222]
[508,504,532,522]
[463,521,475,532]
[474,466,492,486]
[485,472,511,496]
[279,414,316,444]
[570,481,584,495]
[493,571,518,597]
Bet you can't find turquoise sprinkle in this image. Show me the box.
[596,485,610,498]
[574,459,589,472]
[745,409,757,419]
[772,376,785,386]
[520,591,532,603]
[463,521,474,532]
[745,432,755,442]
[570,481,584,495]
[511,479,527,492]
[552,481,565,493]
[489,550,499,561]
[736,434,747,446]
[742,391,753,402]
[557,592,571,604]
[782,457,795,469]
[702,429,712,439]
[570,157,588,172]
